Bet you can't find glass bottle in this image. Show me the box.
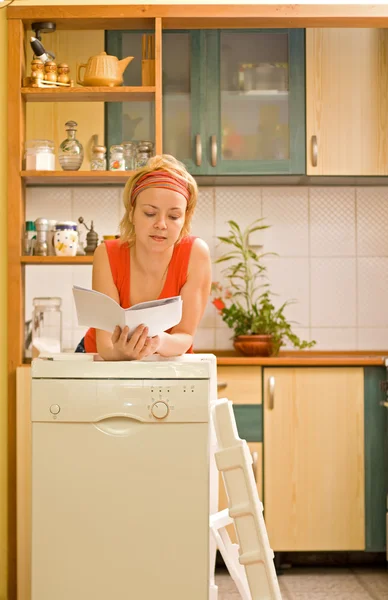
[109,145,125,171]
[122,141,136,171]
[32,297,62,356]
[24,221,36,256]
[91,145,107,171]
[135,142,153,168]
[58,120,84,171]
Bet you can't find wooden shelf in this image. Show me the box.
[21,86,156,103]
[21,256,94,264]
[21,171,133,184]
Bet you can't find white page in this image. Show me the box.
[73,286,182,338]
[73,286,126,333]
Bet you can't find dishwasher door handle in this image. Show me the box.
[94,415,145,435]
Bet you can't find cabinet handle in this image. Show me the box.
[380,401,388,408]
[311,135,318,167]
[211,135,218,167]
[251,451,258,483]
[195,134,202,167]
[268,376,275,410]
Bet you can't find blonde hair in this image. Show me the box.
[119,154,198,246]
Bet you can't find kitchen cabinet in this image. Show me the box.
[306,28,388,175]
[106,29,305,175]
[263,367,365,551]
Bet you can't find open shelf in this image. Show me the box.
[21,170,133,185]
[21,256,94,265]
[21,86,156,103]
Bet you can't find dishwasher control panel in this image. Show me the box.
[32,378,210,423]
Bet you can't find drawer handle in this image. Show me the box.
[268,376,275,410]
[195,133,202,167]
[311,135,318,167]
[380,401,388,408]
[251,451,258,482]
[217,381,228,392]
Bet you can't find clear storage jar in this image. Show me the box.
[32,297,62,356]
[25,139,55,171]
[91,145,107,171]
[135,141,154,168]
[109,145,125,171]
[122,142,136,171]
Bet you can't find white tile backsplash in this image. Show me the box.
[310,328,357,350]
[311,258,357,327]
[25,184,388,351]
[262,187,309,257]
[310,187,356,256]
[357,188,388,256]
[357,257,388,328]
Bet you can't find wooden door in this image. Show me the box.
[263,367,365,551]
[306,28,388,175]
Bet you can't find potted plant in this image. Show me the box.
[211,219,316,356]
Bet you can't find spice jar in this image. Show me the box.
[47,220,57,256]
[122,141,136,171]
[25,140,55,171]
[24,221,36,256]
[109,145,125,171]
[34,218,49,256]
[135,142,153,168]
[54,221,78,257]
[32,297,62,357]
[91,145,107,171]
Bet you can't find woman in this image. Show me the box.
[78,154,212,360]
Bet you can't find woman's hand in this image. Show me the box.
[111,324,160,361]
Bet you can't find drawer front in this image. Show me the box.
[217,366,262,405]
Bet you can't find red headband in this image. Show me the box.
[131,171,190,206]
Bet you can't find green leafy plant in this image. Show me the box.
[211,219,316,356]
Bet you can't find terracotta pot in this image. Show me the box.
[233,334,273,357]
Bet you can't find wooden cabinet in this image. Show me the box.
[106,29,305,175]
[263,367,365,551]
[306,28,388,175]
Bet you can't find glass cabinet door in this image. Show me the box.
[162,31,206,174]
[106,32,156,149]
[106,31,206,174]
[205,29,305,174]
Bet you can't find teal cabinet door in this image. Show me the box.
[205,29,305,175]
[106,29,305,176]
[106,30,208,174]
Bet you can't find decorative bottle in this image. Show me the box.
[58,120,84,171]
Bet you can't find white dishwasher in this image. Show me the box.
[31,354,217,600]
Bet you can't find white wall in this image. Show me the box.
[25,185,388,353]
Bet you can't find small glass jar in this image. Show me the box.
[32,297,62,356]
[109,145,125,171]
[25,139,55,171]
[122,141,136,171]
[24,221,36,256]
[34,218,49,256]
[58,120,84,171]
[91,145,107,171]
[135,142,154,168]
[54,221,78,257]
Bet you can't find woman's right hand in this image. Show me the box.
[111,324,160,361]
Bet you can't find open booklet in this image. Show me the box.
[73,285,183,338]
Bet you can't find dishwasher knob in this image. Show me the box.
[50,404,60,415]
[151,401,169,419]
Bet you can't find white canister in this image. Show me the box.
[25,139,55,171]
[54,221,78,257]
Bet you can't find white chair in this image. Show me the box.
[210,398,282,600]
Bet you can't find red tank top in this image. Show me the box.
[84,235,196,354]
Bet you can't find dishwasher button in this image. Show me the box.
[151,401,169,420]
[50,404,61,415]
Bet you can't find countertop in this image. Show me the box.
[212,350,388,366]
